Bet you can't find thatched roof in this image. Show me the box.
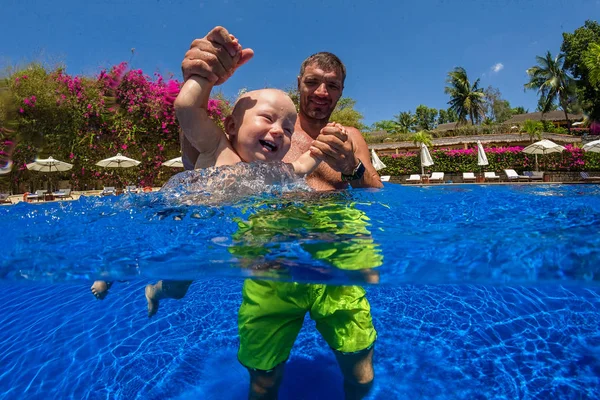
[434,122,471,132]
[505,110,583,124]
[368,132,581,151]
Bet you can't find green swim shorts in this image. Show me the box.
[238,279,377,371]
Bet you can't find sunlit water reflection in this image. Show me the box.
[1,174,600,398]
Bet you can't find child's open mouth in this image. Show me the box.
[259,139,278,152]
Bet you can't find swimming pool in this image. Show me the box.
[1,183,599,398]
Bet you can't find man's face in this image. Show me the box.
[298,64,344,121]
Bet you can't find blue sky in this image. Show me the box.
[1,0,598,126]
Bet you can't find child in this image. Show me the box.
[141,61,330,316]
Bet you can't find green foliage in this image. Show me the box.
[329,97,366,130]
[414,105,438,131]
[410,131,433,147]
[0,62,229,192]
[511,106,528,115]
[444,67,486,125]
[437,108,458,124]
[561,20,600,120]
[583,42,600,87]
[378,145,600,176]
[394,111,416,133]
[522,120,544,142]
[371,119,400,134]
[524,51,575,132]
[285,86,300,112]
[483,86,513,123]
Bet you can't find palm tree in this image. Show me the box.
[583,42,600,87]
[524,51,575,133]
[444,67,486,125]
[393,111,415,133]
[522,119,543,142]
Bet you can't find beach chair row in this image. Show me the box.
[405,170,600,183]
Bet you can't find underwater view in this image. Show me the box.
[1,183,600,399]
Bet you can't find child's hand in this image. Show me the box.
[310,123,357,174]
[182,26,254,85]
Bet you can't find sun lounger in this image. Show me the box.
[26,190,47,202]
[484,172,501,181]
[524,171,544,181]
[0,193,11,204]
[101,187,116,196]
[580,172,600,182]
[429,172,445,183]
[125,185,139,193]
[405,174,421,183]
[53,188,72,199]
[380,176,390,182]
[504,169,530,181]
[462,172,476,183]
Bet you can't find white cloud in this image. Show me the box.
[491,63,504,73]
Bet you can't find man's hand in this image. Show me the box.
[181,26,254,85]
[309,123,358,175]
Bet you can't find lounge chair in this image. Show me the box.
[524,171,544,181]
[462,172,476,183]
[101,186,116,196]
[125,185,139,193]
[53,188,72,199]
[580,172,600,182]
[26,190,47,202]
[405,174,421,183]
[504,169,530,181]
[380,176,391,182]
[484,172,500,181]
[0,193,11,204]
[429,172,445,183]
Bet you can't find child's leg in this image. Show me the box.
[145,280,193,318]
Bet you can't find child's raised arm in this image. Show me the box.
[174,76,226,167]
[291,151,322,176]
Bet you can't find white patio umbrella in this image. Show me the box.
[162,156,184,168]
[477,140,489,167]
[572,121,584,127]
[522,139,566,171]
[370,149,386,171]
[26,156,73,192]
[582,139,600,153]
[96,153,141,187]
[26,156,73,172]
[95,153,141,168]
[420,143,434,175]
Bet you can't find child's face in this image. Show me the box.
[228,90,297,163]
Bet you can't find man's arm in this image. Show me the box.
[310,123,383,189]
[345,127,383,189]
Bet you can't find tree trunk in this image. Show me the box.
[560,96,571,134]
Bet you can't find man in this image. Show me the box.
[181,26,383,399]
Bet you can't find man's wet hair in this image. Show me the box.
[299,52,346,85]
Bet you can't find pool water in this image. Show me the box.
[1,183,600,398]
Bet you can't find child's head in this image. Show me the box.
[225,89,297,163]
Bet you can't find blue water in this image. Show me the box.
[1,183,600,398]
[2,183,600,285]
